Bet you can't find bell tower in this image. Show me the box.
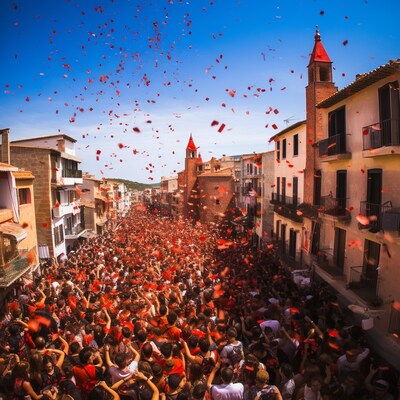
[304,27,337,205]
[184,134,199,219]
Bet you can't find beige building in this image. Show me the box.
[0,129,38,298]
[261,150,275,245]
[0,133,85,259]
[313,59,400,335]
[81,174,111,235]
[270,121,306,264]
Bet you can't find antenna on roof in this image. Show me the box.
[283,116,296,126]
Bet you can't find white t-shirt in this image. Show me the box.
[259,319,280,336]
[210,382,244,400]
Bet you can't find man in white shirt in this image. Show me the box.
[337,344,370,381]
[208,360,244,400]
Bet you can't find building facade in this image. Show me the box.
[0,129,38,299]
[0,133,85,259]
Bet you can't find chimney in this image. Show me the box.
[1,128,10,164]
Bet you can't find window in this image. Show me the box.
[313,170,322,206]
[293,134,299,156]
[215,198,220,205]
[319,66,330,82]
[18,188,31,205]
[54,225,64,246]
[276,141,280,161]
[328,107,346,153]
[282,139,287,159]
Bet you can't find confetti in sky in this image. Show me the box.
[1,0,399,182]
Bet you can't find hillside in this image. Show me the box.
[107,178,159,191]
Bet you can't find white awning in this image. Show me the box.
[0,222,27,242]
[38,244,50,259]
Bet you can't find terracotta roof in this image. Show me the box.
[186,134,197,151]
[198,167,233,177]
[308,28,331,65]
[197,153,203,164]
[269,120,306,142]
[317,59,400,108]
[13,170,34,179]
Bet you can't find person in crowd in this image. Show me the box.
[0,207,397,400]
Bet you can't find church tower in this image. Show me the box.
[304,27,338,205]
[184,134,199,218]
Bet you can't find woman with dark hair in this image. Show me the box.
[41,354,64,389]
[12,361,52,400]
[188,362,206,390]
[87,381,120,400]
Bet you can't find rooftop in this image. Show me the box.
[317,59,400,108]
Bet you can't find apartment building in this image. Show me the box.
[0,133,85,259]
[0,129,38,297]
[313,59,400,335]
[270,121,306,264]
[81,174,111,235]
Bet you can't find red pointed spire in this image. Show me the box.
[308,26,331,65]
[197,153,203,164]
[186,134,197,151]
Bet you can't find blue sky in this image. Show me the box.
[1,0,399,183]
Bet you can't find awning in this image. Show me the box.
[38,244,50,259]
[0,222,27,242]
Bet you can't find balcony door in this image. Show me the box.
[363,239,380,292]
[328,106,346,153]
[281,177,286,204]
[281,224,286,254]
[311,221,320,256]
[379,81,400,146]
[336,170,347,211]
[289,228,297,259]
[367,169,382,206]
[333,227,346,271]
[292,177,298,207]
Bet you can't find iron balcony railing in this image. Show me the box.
[362,118,400,150]
[65,225,85,236]
[273,204,303,223]
[271,193,299,208]
[0,248,32,287]
[318,133,347,157]
[359,201,400,233]
[320,195,347,217]
[348,265,380,305]
[62,169,83,178]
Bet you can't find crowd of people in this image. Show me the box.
[0,206,398,400]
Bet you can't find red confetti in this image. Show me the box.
[218,123,226,133]
[343,40,348,46]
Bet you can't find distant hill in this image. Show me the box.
[108,178,159,191]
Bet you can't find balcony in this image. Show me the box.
[313,249,344,278]
[273,204,303,223]
[318,195,351,222]
[317,133,351,162]
[59,169,83,185]
[347,266,381,306]
[52,202,81,219]
[62,169,83,179]
[362,119,400,157]
[0,248,32,287]
[242,187,261,197]
[358,201,400,234]
[271,193,299,208]
[65,225,86,239]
